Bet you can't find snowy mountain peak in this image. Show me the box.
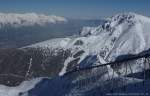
[110,12,137,22]
[80,12,150,36]
[108,12,150,27]
[110,12,150,21]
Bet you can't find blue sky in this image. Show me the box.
[0,0,149,19]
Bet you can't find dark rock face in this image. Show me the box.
[0,48,71,86]
[0,49,29,86]
[74,40,84,46]
[73,50,84,58]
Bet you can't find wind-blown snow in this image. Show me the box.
[0,13,67,28]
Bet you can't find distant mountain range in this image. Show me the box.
[0,13,104,48]
[0,13,67,26]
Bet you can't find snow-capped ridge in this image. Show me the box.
[26,38,71,50]
[107,12,150,28]
[80,12,150,36]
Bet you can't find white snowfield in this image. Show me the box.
[0,13,67,28]
[0,78,42,96]
[28,38,72,50]
[29,12,150,75]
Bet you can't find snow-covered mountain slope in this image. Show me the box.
[0,78,42,96]
[0,13,67,28]
[27,38,72,50]
[2,12,150,96]
[27,12,150,76]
